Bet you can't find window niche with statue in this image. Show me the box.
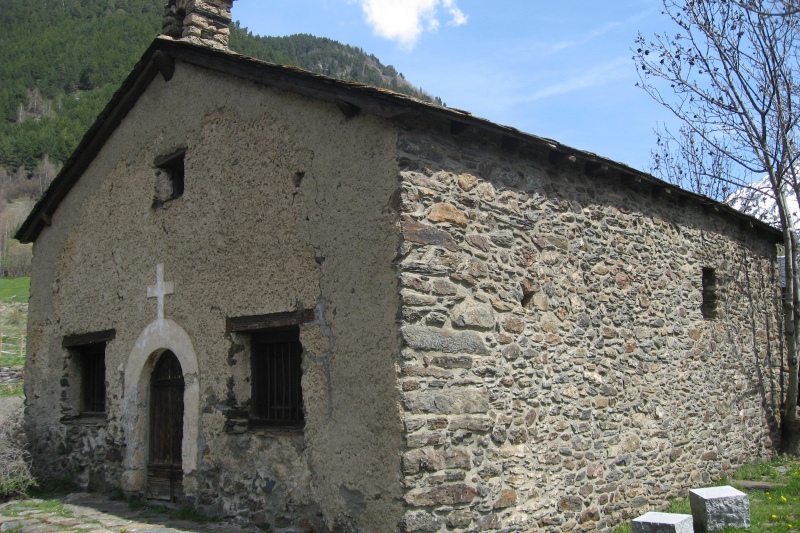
[153,148,186,208]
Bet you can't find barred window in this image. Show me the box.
[78,343,106,414]
[251,327,304,426]
[63,330,114,418]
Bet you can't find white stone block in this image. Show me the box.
[632,512,694,533]
[689,485,750,531]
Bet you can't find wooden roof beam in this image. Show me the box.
[334,98,361,118]
[549,150,577,165]
[652,184,672,199]
[153,50,175,82]
[584,161,608,176]
[501,135,521,152]
[450,121,469,135]
[619,173,639,188]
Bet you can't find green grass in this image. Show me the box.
[0,383,23,397]
[0,356,24,368]
[2,499,72,518]
[0,276,29,366]
[0,488,221,527]
[0,278,29,305]
[734,460,783,480]
[611,459,800,533]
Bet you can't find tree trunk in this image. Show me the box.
[779,189,800,452]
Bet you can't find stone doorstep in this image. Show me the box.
[689,485,750,532]
[632,512,694,533]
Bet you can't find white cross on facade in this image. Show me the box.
[147,263,174,320]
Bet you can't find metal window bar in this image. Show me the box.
[252,327,303,425]
[81,344,106,414]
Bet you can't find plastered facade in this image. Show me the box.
[23,50,783,533]
[25,60,404,532]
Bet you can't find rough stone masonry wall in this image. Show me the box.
[395,122,782,532]
[0,367,23,384]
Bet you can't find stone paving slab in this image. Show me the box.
[0,494,263,533]
[1,520,41,531]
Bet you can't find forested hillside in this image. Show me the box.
[0,0,436,276]
[0,1,159,168]
[0,0,433,176]
[230,29,438,100]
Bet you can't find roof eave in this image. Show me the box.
[16,38,784,245]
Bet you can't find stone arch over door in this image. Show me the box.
[121,318,199,495]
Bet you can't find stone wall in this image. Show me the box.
[394,121,782,532]
[0,367,23,384]
[21,47,785,532]
[162,0,234,50]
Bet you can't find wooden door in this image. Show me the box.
[147,351,184,501]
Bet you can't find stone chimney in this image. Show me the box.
[162,0,234,50]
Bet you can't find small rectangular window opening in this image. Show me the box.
[520,290,535,310]
[702,267,717,320]
[78,343,106,415]
[251,326,304,427]
[153,149,186,207]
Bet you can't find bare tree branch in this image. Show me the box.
[731,0,800,17]
[634,0,800,451]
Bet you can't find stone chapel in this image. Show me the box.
[17,1,786,531]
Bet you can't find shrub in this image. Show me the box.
[0,409,35,499]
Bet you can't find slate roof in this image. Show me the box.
[15,37,784,244]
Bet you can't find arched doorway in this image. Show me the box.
[122,318,199,497]
[147,350,184,501]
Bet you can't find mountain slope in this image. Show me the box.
[231,29,433,100]
[0,0,162,173]
[727,175,799,230]
[0,0,436,180]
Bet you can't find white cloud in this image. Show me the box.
[524,57,630,102]
[357,0,467,49]
[443,0,468,26]
[547,10,653,55]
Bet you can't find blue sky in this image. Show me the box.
[231,0,679,173]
